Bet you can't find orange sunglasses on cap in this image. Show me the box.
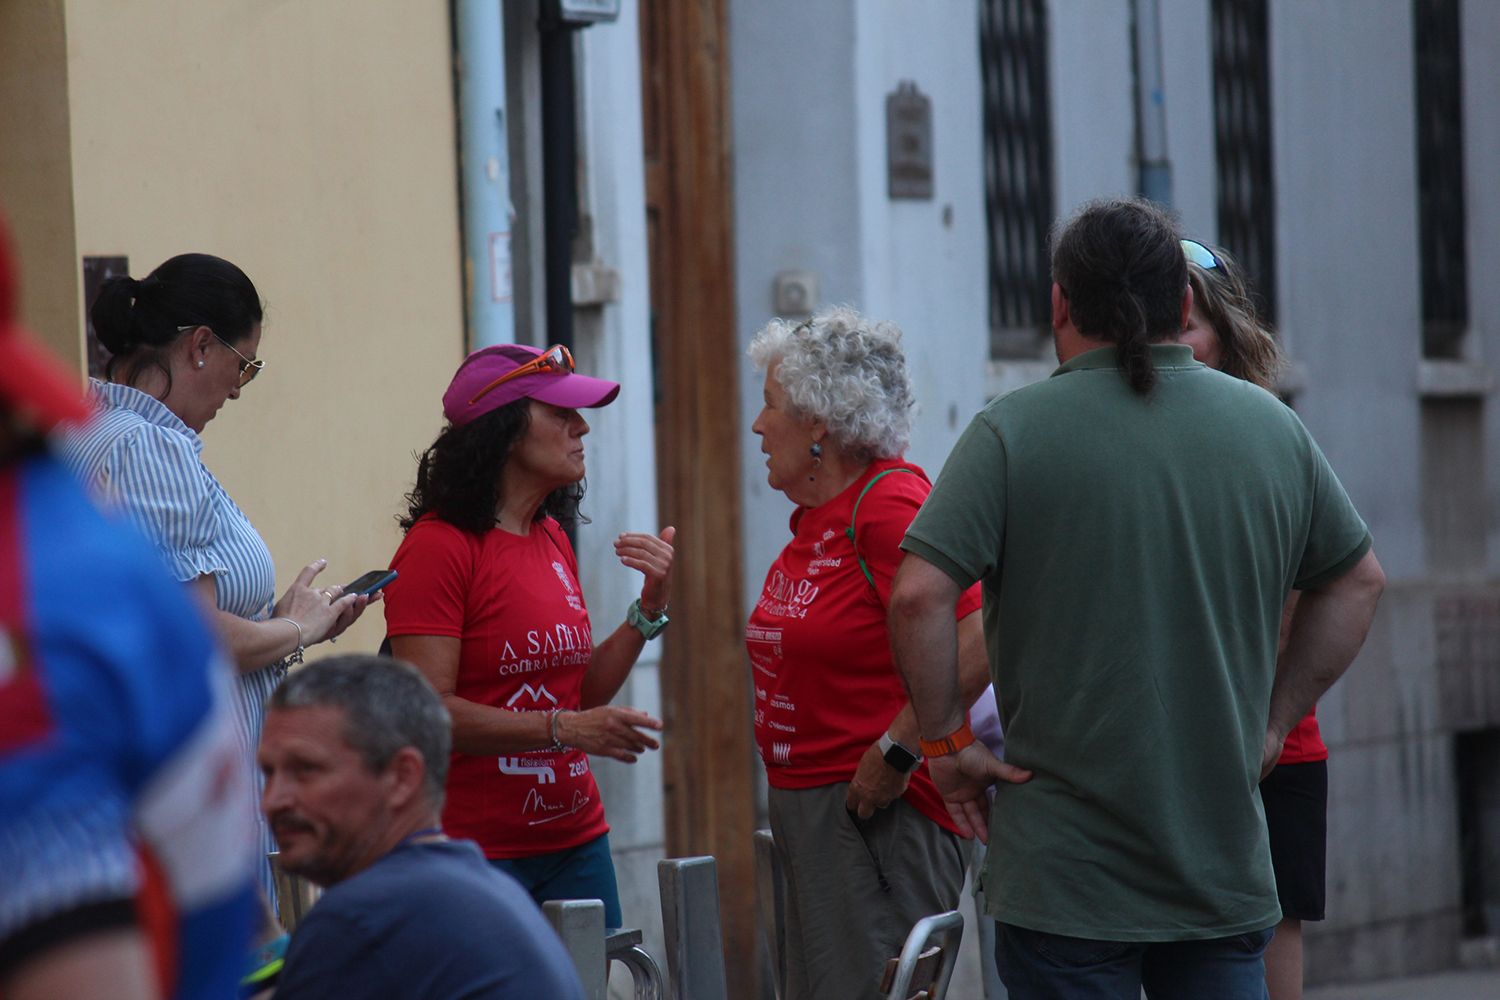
[466,344,575,406]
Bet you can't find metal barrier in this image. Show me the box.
[881,910,964,1000]
[266,851,321,932]
[752,829,787,1000]
[606,928,663,1000]
[542,900,662,1000]
[658,856,728,1000]
[544,900,607,999]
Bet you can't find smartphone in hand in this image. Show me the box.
[341,569,397,597]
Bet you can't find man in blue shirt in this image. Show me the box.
[260,655,585,1000]
[0,217,257,1000]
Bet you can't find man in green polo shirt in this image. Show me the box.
[890,198,1385,999]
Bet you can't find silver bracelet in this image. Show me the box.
[274,617,305,669]
[548,709,570,752]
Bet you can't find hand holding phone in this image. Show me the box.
[341,569,397,597]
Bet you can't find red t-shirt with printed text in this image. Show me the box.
[746,459,982,834]
[384,514,607,858]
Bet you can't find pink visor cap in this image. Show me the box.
[442,344,621,426]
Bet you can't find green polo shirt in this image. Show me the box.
[903,344,1370,940]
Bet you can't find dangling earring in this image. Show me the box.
[808,441,822,482]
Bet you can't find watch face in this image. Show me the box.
[883,744,920,773]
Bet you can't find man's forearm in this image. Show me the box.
[882,614,990,747]
[1269,549,1385,739]
[889,556,966,739]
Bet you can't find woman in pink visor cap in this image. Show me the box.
[383,344,673,928]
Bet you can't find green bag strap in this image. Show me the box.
[846,467,921,591]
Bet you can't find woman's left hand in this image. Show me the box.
[616,526,676,613]
[846,742,912,819]
[319,584,379,644]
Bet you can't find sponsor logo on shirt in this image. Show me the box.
[754,569,820,620]
[772,742,791,764]
[521,788,593,826]
[552,560,583,610]
[499,757,557,784]
[505,683,559,708]
[494,622,593,675]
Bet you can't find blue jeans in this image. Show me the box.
[996,923,1274,999]
[488,832,623,929]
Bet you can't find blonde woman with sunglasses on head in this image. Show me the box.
[1180,238,1319,1000]
[383,344,673,928]
[65,254,373,905]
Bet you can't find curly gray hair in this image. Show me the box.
[747,305,914,461]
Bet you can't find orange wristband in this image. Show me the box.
[918,720,975,757]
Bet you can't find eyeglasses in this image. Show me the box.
[467,344,575,405]
[178,325,265,387]
[1181,239,1221,270]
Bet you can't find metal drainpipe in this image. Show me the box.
[1132,0,1173,206]
[455,0,517,349]
[539,6,579,355]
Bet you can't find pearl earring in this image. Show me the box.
[196,360,205,369]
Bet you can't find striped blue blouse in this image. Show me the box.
[64,379,283,903]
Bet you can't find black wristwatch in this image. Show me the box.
[877,732,923,774]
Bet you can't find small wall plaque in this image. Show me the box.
[887,81,933,200]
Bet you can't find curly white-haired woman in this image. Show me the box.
[746,306,996,999]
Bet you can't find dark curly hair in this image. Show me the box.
[399,399,584,535]
[1051,198,1187,395]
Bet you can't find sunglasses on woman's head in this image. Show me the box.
[467,344,575,406]
[1181,240,1221,270]
[177,325,265,387]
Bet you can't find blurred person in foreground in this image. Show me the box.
[1181,237,1323,1000]
[745,307,1027,998]
[64,254,372,902]
[0,218,256,999]
[890,198,1385,999]
[385,344,672,929]
[259,655,584,999]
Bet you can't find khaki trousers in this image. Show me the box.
[769,782,971,1000]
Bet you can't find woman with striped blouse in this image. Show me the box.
[65,253,370,903]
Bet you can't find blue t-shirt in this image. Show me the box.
[276,838,585,1000]
[0,452,256,998]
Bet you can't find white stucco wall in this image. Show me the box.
[572,6,670,976]
[1271,0,1425,581]
[1463,0,1500,575]
[732,0,991,606]
[1049,0,1135,217]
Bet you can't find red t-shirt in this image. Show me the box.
[1278,710,1326,764]
[384,514,607,858]
[746,459,982,833]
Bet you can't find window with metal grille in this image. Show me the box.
[1211,0,1276,321]
[980,0,1054,360]
[1415,0,1468,359]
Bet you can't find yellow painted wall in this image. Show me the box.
[60,0,466,651]
[0,0,81,368]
